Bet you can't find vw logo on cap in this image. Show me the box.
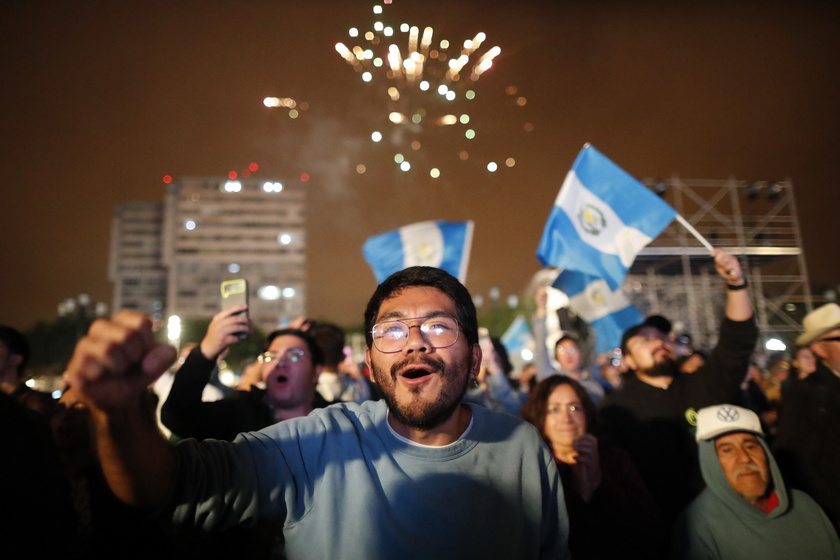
[716,405,740,423]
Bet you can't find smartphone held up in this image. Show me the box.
[221,278,249,340]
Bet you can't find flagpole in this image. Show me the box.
[675,214,714,252]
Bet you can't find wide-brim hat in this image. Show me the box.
[696,404,763,442]
[796,303,840,346]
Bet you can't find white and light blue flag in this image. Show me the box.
[501,315,535,360]
[537,144,677,290]
[552,269,643,354]
[362,220,474,284]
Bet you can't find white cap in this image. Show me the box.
[696,404,763,442]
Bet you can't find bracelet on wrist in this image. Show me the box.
[727,280,748,291]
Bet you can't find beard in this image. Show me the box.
[643,356,679,378]
[373,353,472,432]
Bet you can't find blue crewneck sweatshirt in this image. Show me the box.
[164,400,570,560]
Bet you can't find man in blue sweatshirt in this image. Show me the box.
[62,266,570,560]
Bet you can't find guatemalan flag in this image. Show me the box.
[552,269,643,354]
[362,220,474,284]
[537,145,677,290]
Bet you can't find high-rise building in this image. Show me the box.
[162,177,306,334]
[109,201,167,321]
[109,177,306,335]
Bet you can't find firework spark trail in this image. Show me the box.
[335,1,532,180]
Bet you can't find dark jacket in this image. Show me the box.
[161,347,331,441]
[558,445,665,559]
[600,317,758,525]
[775,360,840,530]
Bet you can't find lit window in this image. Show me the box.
[258,285,281,301]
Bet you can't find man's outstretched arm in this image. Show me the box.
[711,247,753,321]
[64,310,178,509]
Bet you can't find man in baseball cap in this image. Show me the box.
[672,404,839,559]
[600,248,758,528]
[775,303,840,533]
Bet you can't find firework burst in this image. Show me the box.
[335,1,532,180]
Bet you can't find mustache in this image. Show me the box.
[734,464,764,478]
[390,355,446,378]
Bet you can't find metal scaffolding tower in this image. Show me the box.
[626,177,813,350]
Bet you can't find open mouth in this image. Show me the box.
[402,368,432,380]
[275,374,288,383]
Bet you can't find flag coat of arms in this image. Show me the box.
[552,269,643,354]
[537,145,677,290]
[362,220,474,283]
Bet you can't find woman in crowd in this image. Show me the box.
[521,375,665,559]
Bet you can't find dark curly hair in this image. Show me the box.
[520,375,599,449]
[265,328,324,366]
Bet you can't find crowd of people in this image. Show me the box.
[3,248,840,559]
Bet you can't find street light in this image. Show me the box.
[765,338,786,352]
[167,315,181,351]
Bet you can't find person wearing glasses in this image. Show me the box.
[61,266,570,559]
[599,247,758,539]
[161,306,330,442]
[776,303,840,534]
[521,375,664,559]
[533,287,605,406]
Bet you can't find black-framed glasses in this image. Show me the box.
[818,336,840,344]
[371,315,460,353]
[257,348,306,364]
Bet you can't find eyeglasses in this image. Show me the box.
[257,348,306,364]
[371,315,460,353]
[547,404,584,415]
[556,346,580,355]
[818,336,840,344]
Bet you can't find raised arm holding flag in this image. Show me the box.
[551,269,643,355]
[536,144,741,353]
